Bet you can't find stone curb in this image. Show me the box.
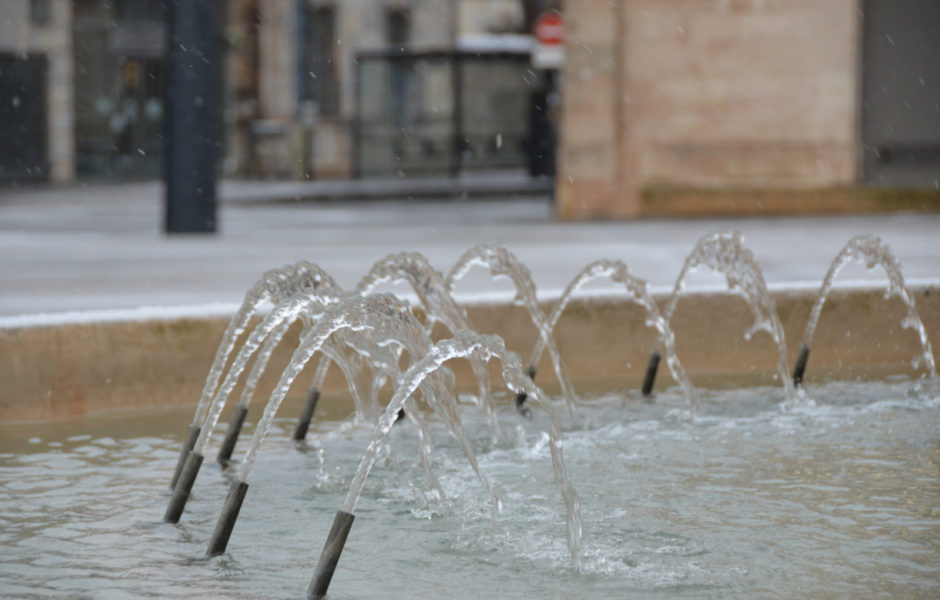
[1,286,936,422]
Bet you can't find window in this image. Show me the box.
[30,0,50,25]
[302,5,339,116]
[386,9,410,47]
[115,0,165,24]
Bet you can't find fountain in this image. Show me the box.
[447,244,577,414]
[355,252,500,429]
[144,233,936,599]
[309,331,583,598]
[2,216,939,600]
[169,261,339,488]
[222,252,501,459]
[525,259,695,409]
[641,232,796,406]
[200,293,533,561]
[793,234,937,386]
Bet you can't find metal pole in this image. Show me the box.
[206,479,250,557]
[641,350,661,397]
[307,510,356,599]
[164,0,220,233]
[451,53,464,177]
[293,387,321,441]
[792,344,811,387]
[216,405,248,465]
[513,364,537,415]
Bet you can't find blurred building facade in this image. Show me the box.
[0,0,73,182]
[228,0,545,178]
[230,0,458,178]
[558,0,940,218]
[0,0,541,182]
[4,0,935,215]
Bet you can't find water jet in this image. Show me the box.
[794,234,937,387]
[158,234,940,598]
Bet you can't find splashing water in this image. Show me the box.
[801,235,936,379]
[191,262,339,428]
[195,291,339,456]
[528,259,697,409]
[358,252,470,332]
[357,252,499,433]
[235,295,501,528]
[341,330,584,563]
[446,244,578,414]
[158,237,940,599]
[236,319,292,411]
[663,232,795,403]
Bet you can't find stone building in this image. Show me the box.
[557,0,940,218]
[1,0,168,181]
[0,0,73,182]
[233,0,532,178]
[232,0,457,178]
[0,0,533,182]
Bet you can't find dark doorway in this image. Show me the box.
[0,54,48,181]
[861,0,940,187]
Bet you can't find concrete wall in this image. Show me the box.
[558,0,860,219]
[0,0,74,183]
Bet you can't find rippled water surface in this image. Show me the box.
[1,381,938,599]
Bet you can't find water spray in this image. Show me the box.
[794,236,936,389]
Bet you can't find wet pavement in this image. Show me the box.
[1,179,938,318]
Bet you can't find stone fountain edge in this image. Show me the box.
[1,285,936,423]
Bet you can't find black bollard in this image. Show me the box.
[792,344,811,387]
[170,424,201,489]
[217,405,248,465]
[164,450,204,523]
[205,479,249,557]
[293,388,321,441]
[641,350,661,397]
[164,0,220,233]
[512,364,538,415]
[307,510,356,599]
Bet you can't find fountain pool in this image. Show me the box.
[3,233,938,598]
[1,380,937,599]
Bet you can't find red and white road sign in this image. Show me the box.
[532,10,564,69]
[534,11,564,45]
